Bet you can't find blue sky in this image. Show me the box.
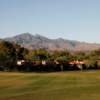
[0,0,100,43]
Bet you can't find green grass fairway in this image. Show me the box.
[0,71,100,100]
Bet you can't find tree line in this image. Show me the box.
[0,40,100,72]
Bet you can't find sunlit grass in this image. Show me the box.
[0,71,100,100]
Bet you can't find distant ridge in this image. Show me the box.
[4,33,100,51]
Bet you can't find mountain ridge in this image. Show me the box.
[4,33,100,51]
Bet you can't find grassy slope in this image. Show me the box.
[0,71,100,100]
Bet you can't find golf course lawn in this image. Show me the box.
[0,71,100,100]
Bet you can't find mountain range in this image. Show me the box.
[3,33,100,51]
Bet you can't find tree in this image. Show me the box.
[51,50,72,62]
[0,41,17,61]
[72,51,86,61]
[16,47,29,60]
[0,41,17,71]
[26,49,50,61]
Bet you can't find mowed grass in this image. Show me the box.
[0,71,100,100]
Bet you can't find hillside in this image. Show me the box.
[4,33,100,51]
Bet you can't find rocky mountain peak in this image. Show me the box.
[3,33,100,51]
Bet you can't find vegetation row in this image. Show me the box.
[0,40,100,72]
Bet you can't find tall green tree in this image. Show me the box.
[0,41,16,62]
[16,47,29,60]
